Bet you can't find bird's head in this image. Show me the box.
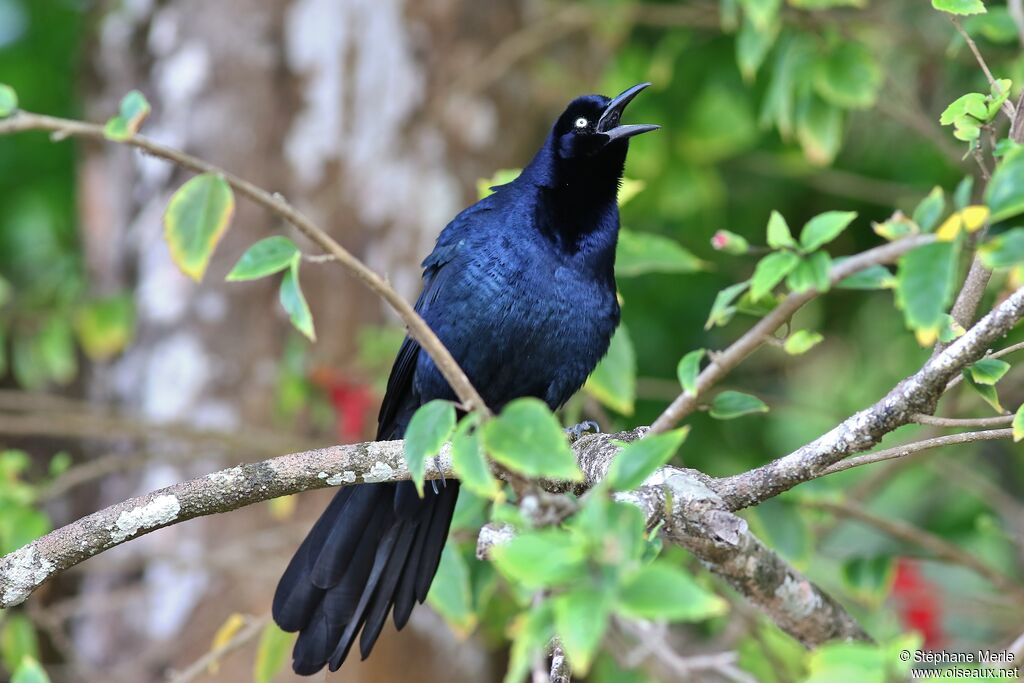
[552,82,659,161]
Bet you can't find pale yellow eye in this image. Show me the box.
[574,117,588,128]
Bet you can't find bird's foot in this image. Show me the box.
[564,420,600,442]
[430,456,447,494]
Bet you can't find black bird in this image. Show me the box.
[272,83,659,675]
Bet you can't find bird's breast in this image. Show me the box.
[417,245,619,410]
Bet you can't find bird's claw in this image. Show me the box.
[430,456,446,494]
[564,420,601,441]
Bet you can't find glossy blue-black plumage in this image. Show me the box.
[274,90,653,675]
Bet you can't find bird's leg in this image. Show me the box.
[563,420,600,441]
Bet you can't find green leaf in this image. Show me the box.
[760,33,815,137]
[711,229,750,254]
[1,615,38,674]
[553,586,611,675]
[786,250,832,293]
[895,242,958,345]
[931,0,987,15]
[103,90,151,141]
[618,177,646,207]
[988,78,1013,118]
[606,428,689,492]
[739,0,781,30]
[616,229,705,277]
[13,317,77,389]
[709,390,769,419]
[939,314,966,342]
[477,168,521,199]
[806,642,887,683]
[73,295,135,362]
[813,42,881,110]
[617,562,728,621]
[491,529,587,589]
[253,623,293,683]
[940,93,987,125]
[706,281,750,329]
[766,210,797,249]
[450,417,501,499]
[796,91,842,165]
[427,545,477,635]
[841,556,896,605]
[505,603,555,683]
[585,324,636,415]
[953,118,981,142]
[737,14,779,81]
[912,187,946,232]
[163,173,235,281]
[954,175,975,209]
[967,358,1010,385]
[790,0,865,6]
[278,261,316,341]
[481,398,583,481]
[0,84,17,118]
[986,147,1024,222]
[226,236,300,281]
[676,349,705,395]
[0,274,10,308]
[963,370,1004,412]
[751,251,801,301]
[835,263,894,290]
[1012,404,1024,442]
[11,657,50,683]
[404,400,456,497]
[800,210,857,252]
[873,213,919,241]
[783,329,823,355]
[979,227,1024,269]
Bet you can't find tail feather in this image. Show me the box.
[274,480,460,675]
[392,499,438,629]
[327,523,401,670]
[310,485,387,588]
[358,521,419,658]
[415,483,460,602]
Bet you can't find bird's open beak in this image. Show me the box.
[597,82,660,143]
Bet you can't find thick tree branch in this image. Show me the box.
[713,285,1024,509]
[2,429,869,649]
[0,111,489,416]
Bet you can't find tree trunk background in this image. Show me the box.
[67,0,571,680]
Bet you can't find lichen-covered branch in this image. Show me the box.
[0,439,427,609]
[714,285,1024,509]
[4,286,1021,636]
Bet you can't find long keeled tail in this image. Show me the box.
[272,480,460,674]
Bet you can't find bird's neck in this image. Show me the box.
[521,138,626,270]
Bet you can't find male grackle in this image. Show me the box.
[272,83,659,675]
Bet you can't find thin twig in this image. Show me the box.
[611,618,755,683]
[806,499,1024,603]
[911,414,1013,428]
[820,428,1013,475]
[951,18,1016,120]
[0,111,490,417]
[167,614,269,683]
[650,234,935,433]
